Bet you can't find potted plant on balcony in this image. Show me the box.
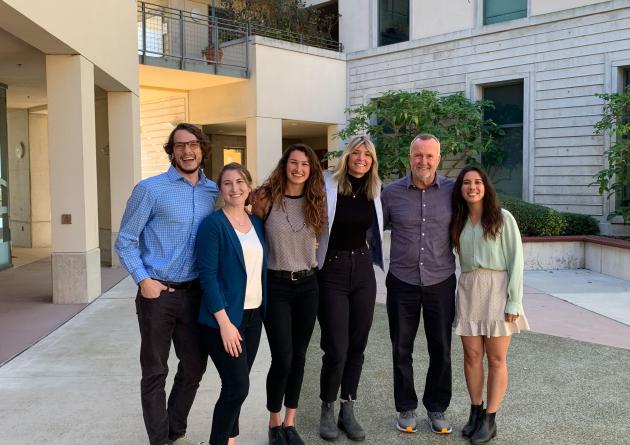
[202,46,223,64]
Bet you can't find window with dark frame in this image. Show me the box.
[484,0,527,25]
[483,82,525,199]
[379,0,409,46]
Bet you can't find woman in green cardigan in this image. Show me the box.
[450,166,529,444]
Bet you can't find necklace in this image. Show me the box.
[223,209,249,227]
[283,199,305,232]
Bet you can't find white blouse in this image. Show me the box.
[236,226,263,310]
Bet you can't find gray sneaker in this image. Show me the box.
[427,411,452,434]
[396,410,417,433]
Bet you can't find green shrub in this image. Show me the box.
[498,194,567,236]
[560,212,600,236]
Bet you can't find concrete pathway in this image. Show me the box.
[1,268,629,444]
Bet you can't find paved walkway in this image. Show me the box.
[1,267,629,444]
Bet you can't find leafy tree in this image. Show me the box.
[217,0,338,41]
[335,90,503,180]
[594,87,630,221]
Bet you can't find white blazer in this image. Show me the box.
[317,171,384,270]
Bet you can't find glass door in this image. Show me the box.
[0,83,12,270]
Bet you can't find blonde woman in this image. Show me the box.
[196,163,267,445]
[316,136,384,441]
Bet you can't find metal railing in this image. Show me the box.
[137,2,342,78]
[249,23,342,52]
[138,2,249,76]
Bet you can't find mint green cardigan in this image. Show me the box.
[458,209,524,315]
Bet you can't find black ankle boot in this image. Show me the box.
[462,402,484,437]
[338,399,365,441]
[470,410,497,444]
[320,402,339,441]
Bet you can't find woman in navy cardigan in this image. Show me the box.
[196,162,267,445]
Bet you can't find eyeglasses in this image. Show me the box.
[173,140,201,151]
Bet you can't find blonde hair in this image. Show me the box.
[332,135,381,200]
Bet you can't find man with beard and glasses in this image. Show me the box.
[116,123,218,445]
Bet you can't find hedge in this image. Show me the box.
[499,194,600,236]
[499,194,567,236]
[560,212,600,236]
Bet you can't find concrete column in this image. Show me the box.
[245,116,282,185]
[327,124,342,170]
[46,55,101,303]
[107,92,140,268]
[29,112,51,248]
[327,124,343,152]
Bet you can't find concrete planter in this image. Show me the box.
[382,232,630,281]
[524,236,630,281]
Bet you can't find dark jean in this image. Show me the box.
[386,272,456,413]
[135,285,207,445]
[264,273,319,412]
[318,246,377,402]
[201,308,262,445]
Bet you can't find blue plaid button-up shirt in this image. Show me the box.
[115,166,219,284]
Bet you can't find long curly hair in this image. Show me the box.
[332,135,381,200]
[450,165,504,252]
[260,144,326,236]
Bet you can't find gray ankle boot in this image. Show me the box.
[338,399,365,441]
[320,401,339,441]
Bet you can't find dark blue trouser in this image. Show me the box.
[201,308,262,445]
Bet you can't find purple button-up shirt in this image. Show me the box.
[382,174,455,286]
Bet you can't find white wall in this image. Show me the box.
[254,41,346,123]
[139,89,188,179]
[340,0,372,52]
[531,0,610,16]
[7,109,30,247]
[2,0,138,93]
[411,0,475,40]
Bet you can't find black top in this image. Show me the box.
[328,174,374,251]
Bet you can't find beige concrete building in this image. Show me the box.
[1,0,346,303]
[0,0,140,303]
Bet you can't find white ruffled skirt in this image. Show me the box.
[454,269,530,337]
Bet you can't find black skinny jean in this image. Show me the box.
[318,246,377,402]
[386,272,456,413]
[135,285,207,445]
[265,273,319,412]
[201,308,262,445]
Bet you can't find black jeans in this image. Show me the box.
[386,272,456,413]
[135,285,207,445]
[201,308,262,445]
[318,246,377,402]
[265,273,318,412]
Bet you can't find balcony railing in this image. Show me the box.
[137,2,342,78]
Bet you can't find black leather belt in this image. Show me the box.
[327,245,370,256]
[268,268,316,281]
[158,279,199,290]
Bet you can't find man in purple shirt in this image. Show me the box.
[381,133,456,435]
